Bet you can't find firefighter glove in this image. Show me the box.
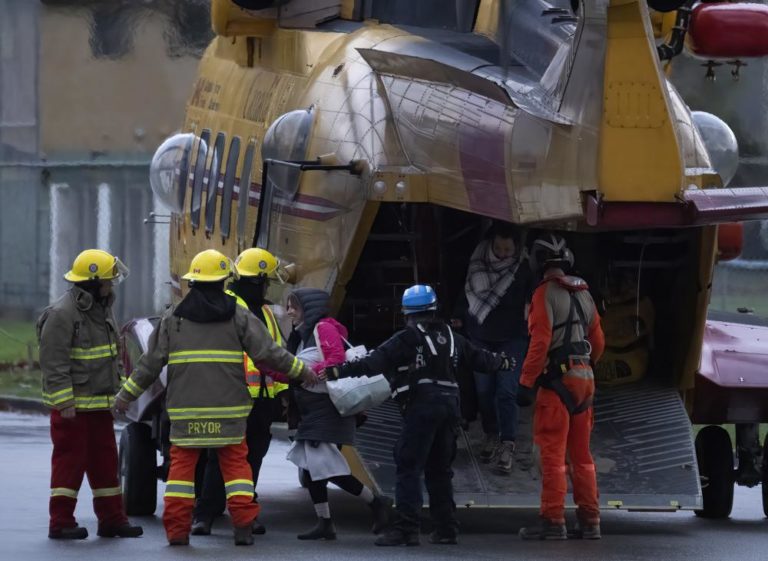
[499,352,516,372]
[516,384,536,407]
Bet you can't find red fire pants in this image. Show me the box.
[533,388,600,524]
[49,409,127,531]
[163,440,258,540]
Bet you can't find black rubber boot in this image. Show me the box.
[369,495,394,534]
[234,525,254,545]
[570,520,601,540]
[251,518,266,535]
[297,518,336,540]
[374,528,420,546]
[191,518,212,536]
[429,527,458,545]
[97,523,143,538]
[519,517,567,540]
[49,526,88,540]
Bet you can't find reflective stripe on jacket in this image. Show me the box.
[117,304,310,448]
[38,286,123,411]
[225,290,288,399]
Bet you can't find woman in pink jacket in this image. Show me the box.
[284,288,392,540]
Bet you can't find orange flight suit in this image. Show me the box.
[520,272,605,525]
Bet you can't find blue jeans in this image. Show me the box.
[473,337,528,442]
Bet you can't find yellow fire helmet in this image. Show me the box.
[182,249,234,282]
[234,247,279,279]
[64,249,129,283]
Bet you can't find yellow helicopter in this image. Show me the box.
[121,0,768,520]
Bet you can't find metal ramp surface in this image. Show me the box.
[353,382,701,511]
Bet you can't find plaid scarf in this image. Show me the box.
[465,239,520,325]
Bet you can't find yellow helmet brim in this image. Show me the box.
[182,272,231,282]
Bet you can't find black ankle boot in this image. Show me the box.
[369,495,394,534]
[297,518,336,540]
[97,523,143,538]
[49,525,88,540]
[234,525,254,545]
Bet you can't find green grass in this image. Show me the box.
[0,320,38,364]
[0,368,42,399]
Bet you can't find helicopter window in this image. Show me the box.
[220,136,241,240]
[261,108,314,200]
[365,0,479,32]
[190,128,211,230]
[205,132,226,235]
[237,140,257,246]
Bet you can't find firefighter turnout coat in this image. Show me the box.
[117,305,310,447]
[39,286,123,411]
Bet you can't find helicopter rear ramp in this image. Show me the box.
[354,382,702,511]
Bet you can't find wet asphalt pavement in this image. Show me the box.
[0,411,766,561]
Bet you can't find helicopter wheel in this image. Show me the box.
[762,434,768,518]
[694,425,734,518]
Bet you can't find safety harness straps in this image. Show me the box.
[540,291,593,415]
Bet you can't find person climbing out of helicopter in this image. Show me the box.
[451,221,534,474]
[516,233,605,541]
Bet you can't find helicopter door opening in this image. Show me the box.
[344,202,701,509]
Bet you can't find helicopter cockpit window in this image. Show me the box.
[205,132,226,235]
[367,0,480,32]
[261,108,314,199]
[220,136,241,240]
[256,108,314,248]
[237,140,257,248]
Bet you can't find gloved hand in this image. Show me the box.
[516,384,536,407]
[323,366,341,381]
[499,352,516,372]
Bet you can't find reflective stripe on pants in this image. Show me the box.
[163,440,258,540]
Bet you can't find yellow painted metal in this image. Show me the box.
[598,0,684,202]
[474,0,499,40]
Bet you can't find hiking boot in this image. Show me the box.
[519,517,568,540]
[191,518,212,536]
[168,535,189,546]
[297,518,336,540]
[49,526,88,540]
[369,495,394,534]
[234,525,254,546]
[428,529,458,545]
[251,518,266,535]
[571,519,601,540]
[479,434,500,463]
[97,523,143,538]
[494,441,515,474]
[374,528,420,546]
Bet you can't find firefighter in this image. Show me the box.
[113,249,316,546]
[38,249,142,540]
[191,247,289,536]
[516,234,605,540]
[323,285,511,546]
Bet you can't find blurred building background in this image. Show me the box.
[0,0,211,322]
[1,1,768,322]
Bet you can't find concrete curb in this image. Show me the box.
[0,395,47,415]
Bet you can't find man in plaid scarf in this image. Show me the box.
[452,222,533,474]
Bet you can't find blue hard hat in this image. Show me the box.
[402,284,438,315]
